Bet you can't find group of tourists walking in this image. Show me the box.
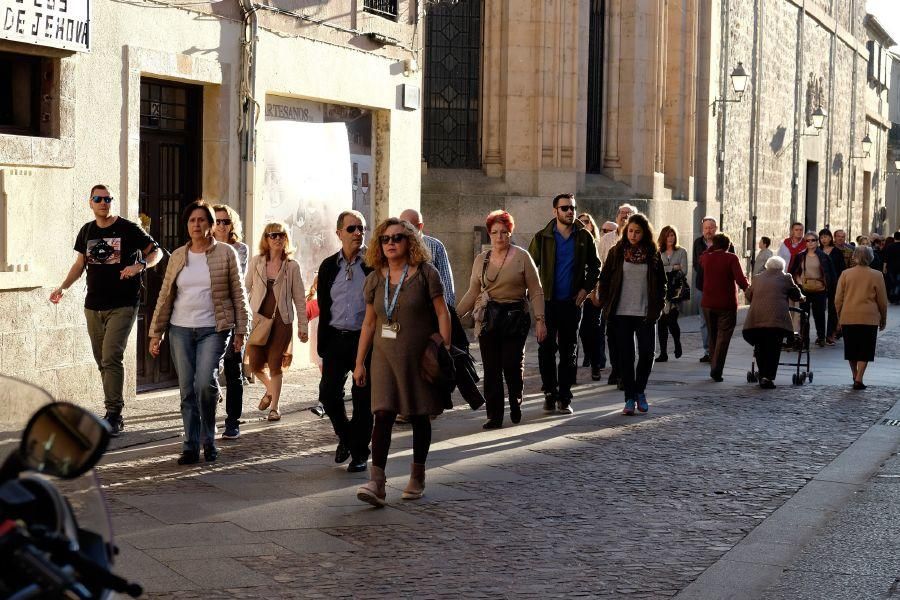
[52,184,894,506]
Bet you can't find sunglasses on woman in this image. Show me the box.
[91,196,113,204]
[215,219,232,226]
[805,238,818,243]
[266,232,287,240]
[379,233,407,244]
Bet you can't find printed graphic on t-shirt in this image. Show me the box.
[86,238,122,265]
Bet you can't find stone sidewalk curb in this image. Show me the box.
[675,395,900,599]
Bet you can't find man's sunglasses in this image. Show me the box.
[379,233,407,244]
[344,225,366,234]
[557,205,576,212]
[216,219,232,226]
[266,232,287,240]
[91,196,113,204]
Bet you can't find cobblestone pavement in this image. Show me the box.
[98,310,900,599]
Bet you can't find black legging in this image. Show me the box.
[657,307,681,355]
[371,411,432,469]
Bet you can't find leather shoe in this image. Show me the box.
[347,458,368,472]
[591,366,602,381]
[177,451,200,465]
[542,393,556,413]
[335,443,351,463]
[482,420,503,429]
[509,400,522,424]
[699,353,711,363]
[203,443,218,462]
[656,354,668,362]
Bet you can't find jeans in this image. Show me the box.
[538,299,582,402]
[479,328,527,424]
[703,308,736,378]
[695,289,709,351]
[84,305,138,415]
[221,335,244,429]
[608,315,656,399]
[579,302,606,368]
[169,325,230,453]
[801,292,827,341]
[318,331,373,461]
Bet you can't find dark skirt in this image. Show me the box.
[842,324,877,362]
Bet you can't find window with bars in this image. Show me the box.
[364,0,398,20]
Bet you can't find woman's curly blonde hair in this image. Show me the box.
[364,218,431,268]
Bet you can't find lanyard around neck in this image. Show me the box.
[384,264,409,323]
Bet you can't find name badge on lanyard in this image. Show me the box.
[382,264,409,339]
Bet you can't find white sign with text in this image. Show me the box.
[1,0,90,52]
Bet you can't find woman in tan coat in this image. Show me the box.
[457,210,545,429]
[149,200,249,465]
[245,222,309,421]
[835,245,889,390]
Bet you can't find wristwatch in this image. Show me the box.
[137,258,147,272]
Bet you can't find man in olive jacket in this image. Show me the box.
[528,193,601,415]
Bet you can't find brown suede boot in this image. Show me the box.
[401,463,426,500]
[356,465,386,507]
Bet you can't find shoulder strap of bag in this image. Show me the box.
[480,250,492,289]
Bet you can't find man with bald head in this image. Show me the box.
[400,208,468,351]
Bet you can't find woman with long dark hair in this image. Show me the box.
[656,225,688,362]
[596,214,666,416]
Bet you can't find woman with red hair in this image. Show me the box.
[457,210,546,428]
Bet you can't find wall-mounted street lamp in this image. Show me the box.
[712,62,748,115]
[801,107,827,137]
[850,133,873,160]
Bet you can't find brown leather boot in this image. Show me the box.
[356,465,386,507]
[401,463,426,500]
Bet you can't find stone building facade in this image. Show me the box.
[420,0,884,297]
[1,0,426,403]
[885,51,900,236]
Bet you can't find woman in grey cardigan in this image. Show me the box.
[742,256,804,388]
[656,225,689,361]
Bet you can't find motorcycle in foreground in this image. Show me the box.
[0,375,142,599]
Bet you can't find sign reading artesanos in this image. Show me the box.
[1,0,90,52]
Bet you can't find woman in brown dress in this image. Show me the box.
[353,218,452,507]
[245,222,308,422]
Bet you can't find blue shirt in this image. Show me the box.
[329,251,367,331]
[424,235,456,307]
[553,224,575,300]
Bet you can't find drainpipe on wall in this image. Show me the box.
[789,1,805,225]
[238,0,259,245]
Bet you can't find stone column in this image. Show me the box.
[602,0,622,170]
[481,0,503,177]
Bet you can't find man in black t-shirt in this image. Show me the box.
[49,184,162,436]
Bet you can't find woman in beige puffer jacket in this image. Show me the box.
[149,200,249,465]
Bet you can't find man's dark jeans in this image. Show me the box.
[318,331,373,461]
[222,339,244,430]
[608,315,655,398]
[538,299,582,402]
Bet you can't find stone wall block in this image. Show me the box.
[0,331,37,373]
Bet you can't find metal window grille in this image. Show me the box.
[423,0,481,169]
[364,0,398,20]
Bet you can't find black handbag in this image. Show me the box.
[482,301,531,337]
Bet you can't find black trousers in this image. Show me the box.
[318,331,373,461]
[801,292,827,341]
[657,307,681,355]
[609,315,656,398]
[479,329,527,423]
[222,340,244,429]
[743,328,786,381]
[371,412,431,469]
[579,302,606,368]
[538,299,582,401]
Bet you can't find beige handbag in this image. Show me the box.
[247,312,274,346]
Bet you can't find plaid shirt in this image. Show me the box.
[424,234,456,307]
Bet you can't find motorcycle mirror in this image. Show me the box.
[20,402,111,479]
